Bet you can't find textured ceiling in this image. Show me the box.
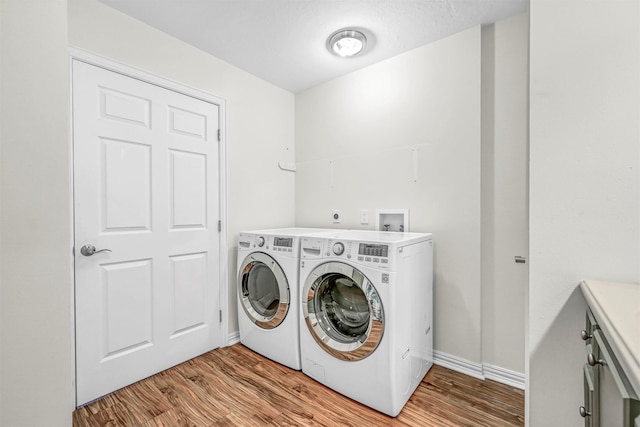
[98,0,527,93]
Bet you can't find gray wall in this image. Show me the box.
[528,0,639,425]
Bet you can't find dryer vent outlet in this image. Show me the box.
[332,210,341,224]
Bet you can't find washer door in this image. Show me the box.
[303,261,384,361]
[238,252,289,329]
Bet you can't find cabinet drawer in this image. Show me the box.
[586,308,598,334]
[582,308,599,345]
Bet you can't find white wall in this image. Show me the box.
[296,27,484,364]
[481,14,528,374]
[12,2,632,425]
[528,1,640,425]
[68,0,297,335]
[1,1,296,424]
[0,0,3,416]
[0,1,73,426]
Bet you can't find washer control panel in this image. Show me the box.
[325,240,352,259]
[320,239,391,268]
[356,242,390,266]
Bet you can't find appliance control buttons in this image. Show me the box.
[332,242,345,256]
[256,236,265,247]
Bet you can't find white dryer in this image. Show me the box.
[299,230,433,417]
[237,228,331,370]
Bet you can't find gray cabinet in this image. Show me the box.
[581,308,640,427]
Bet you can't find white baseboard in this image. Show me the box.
[433,350,485,380]
[433,350,525,390]
[227,331,240,346]
[483,363,525,390]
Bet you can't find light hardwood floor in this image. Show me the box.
[73,344,524,426]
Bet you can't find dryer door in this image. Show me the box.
[238,252,289,329]
[303,261,384,361]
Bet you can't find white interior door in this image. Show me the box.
[73,60,221,405]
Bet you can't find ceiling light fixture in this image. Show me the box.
[327,29,367,57]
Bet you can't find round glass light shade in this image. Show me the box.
[328,29,367,57]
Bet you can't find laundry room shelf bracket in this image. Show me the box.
[278,161,296,172]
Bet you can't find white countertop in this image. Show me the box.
[580,280,640,397]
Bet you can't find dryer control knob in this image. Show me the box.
[332,242,345,256]
[256,236,265,247]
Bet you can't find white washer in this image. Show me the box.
[237,228,332,370]
[299,230,433,417]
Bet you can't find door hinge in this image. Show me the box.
[218,220,222,232]
[217,129,221,142]
[219,310,223,323]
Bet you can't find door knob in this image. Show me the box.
[80,244,112,256]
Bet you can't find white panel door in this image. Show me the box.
[73,60,221,405]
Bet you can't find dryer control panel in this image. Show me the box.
[238,233,295,256]
[272,236,294,254]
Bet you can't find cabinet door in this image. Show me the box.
[582,309,599,426]
[593,330,640,426]
[583,364,597,427]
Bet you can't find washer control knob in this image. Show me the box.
[256,236,265,247]
[332,242,345,256]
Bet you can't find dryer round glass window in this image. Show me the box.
[303,261,384,361]
[238,252,289,329]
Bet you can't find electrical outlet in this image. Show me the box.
[332,210,341,224]
[360,209,369,224]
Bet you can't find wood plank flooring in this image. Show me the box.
[73,344,524,427]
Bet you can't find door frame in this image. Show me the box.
[69,47,229,406]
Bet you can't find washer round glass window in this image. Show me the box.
[238,252,289,329]
[303,262,384,361]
